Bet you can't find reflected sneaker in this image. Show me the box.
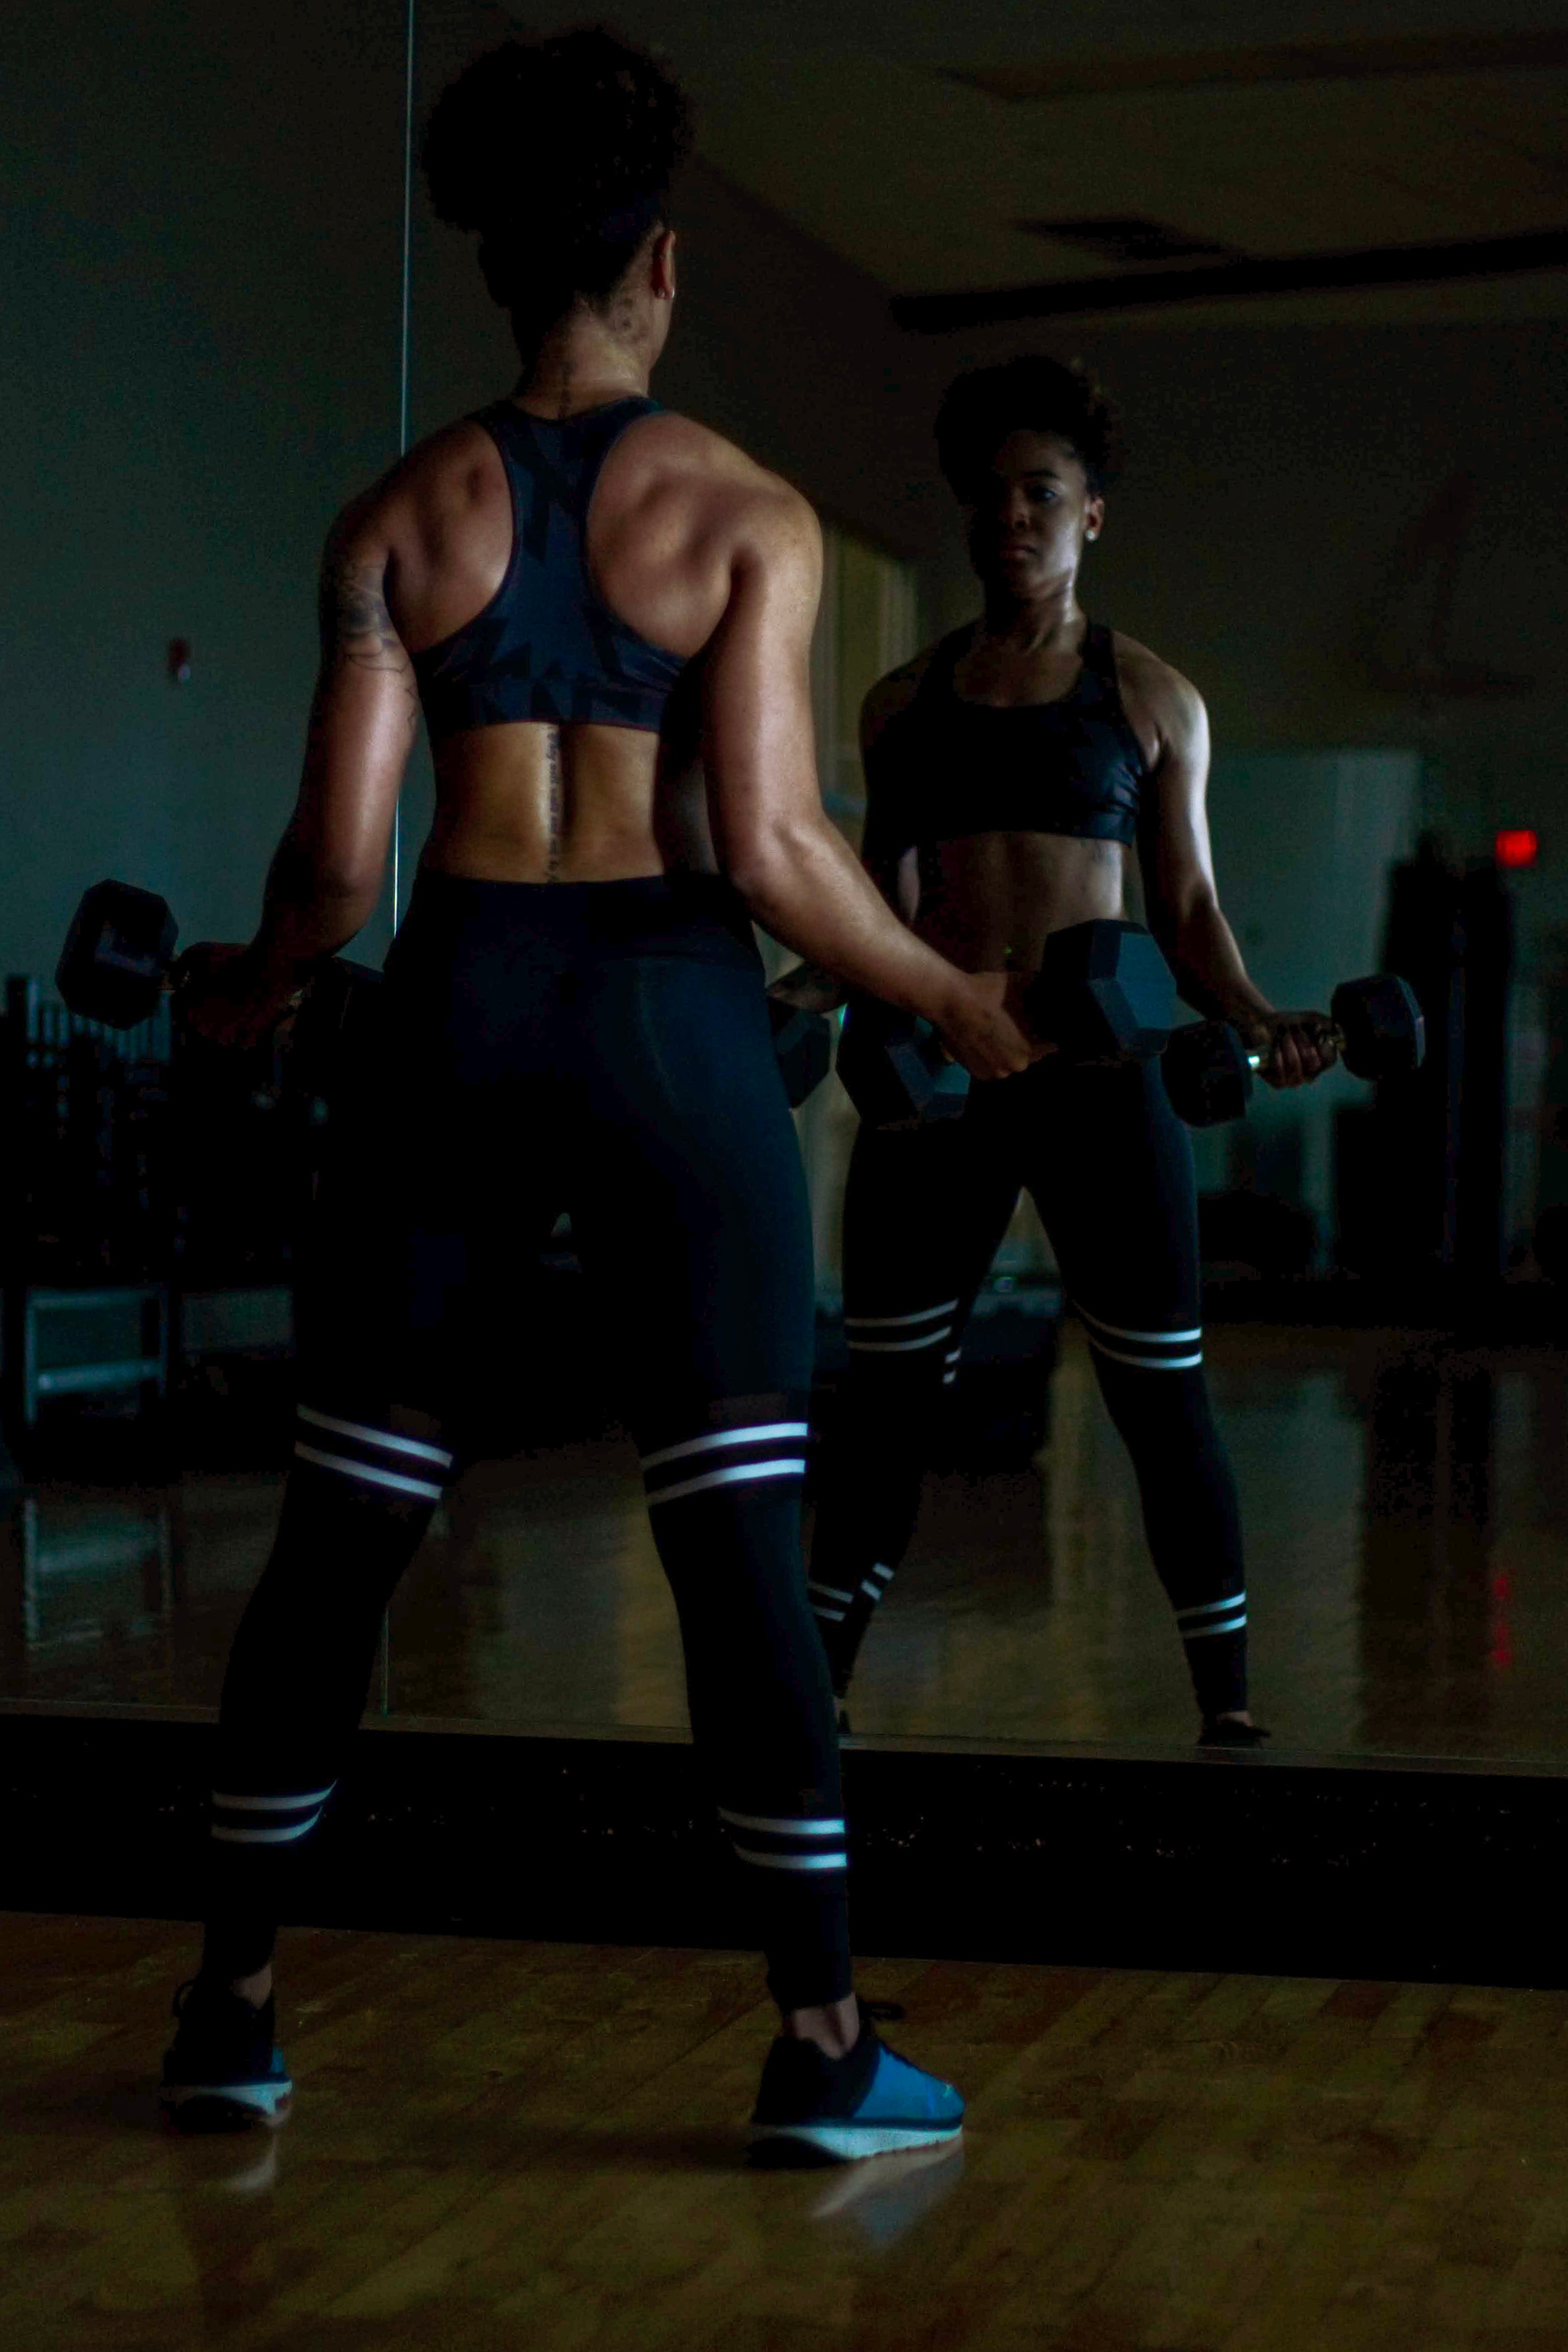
[1198,1715,1272,1750]
[159,1979,293,2132]
[750,2016,964,2165]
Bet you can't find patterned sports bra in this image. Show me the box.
[861,621,1149,870]
[411,397,688,744]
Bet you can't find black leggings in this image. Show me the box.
[810,1056,1248,1723]
[207,871,849,2012]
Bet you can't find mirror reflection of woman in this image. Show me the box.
[806,358,1336,1741]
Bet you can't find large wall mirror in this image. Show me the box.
[7,2,1568,1788]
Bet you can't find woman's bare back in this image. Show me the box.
[373,401,771,883]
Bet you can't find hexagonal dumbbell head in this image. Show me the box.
[1329,975,1425,1083]
[1163,1022,1255,1127]
[837,997,971,1127]
[56,880,178,1029]
[768,999,833,1109]
[1029,920,1177,1063]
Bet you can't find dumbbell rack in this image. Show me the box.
[0,978,173,1465]
[0,977,312,1473]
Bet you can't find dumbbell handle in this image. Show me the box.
[1236,1019,1344,1079]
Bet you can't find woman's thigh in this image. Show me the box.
[1022,1058,1203,1349]
[567,952,817,1431]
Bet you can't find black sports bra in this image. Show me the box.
[861,621,1149,869]
[411,397,688,744]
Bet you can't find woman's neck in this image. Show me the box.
[978,582,1084,655]
[515,312,652,420]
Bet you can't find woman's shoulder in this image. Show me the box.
[1107,627,1204,725]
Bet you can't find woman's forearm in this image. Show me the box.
[250,833,380,985]
[734,813,965,1028]
[1158,899,1276,1034]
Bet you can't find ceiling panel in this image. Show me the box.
[430,4,1568,323]
[953,27,1568,101]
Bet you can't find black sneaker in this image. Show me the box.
[1198,1715,1272,1750]
[159,1979,293,2133]
[750,2015,964,2165]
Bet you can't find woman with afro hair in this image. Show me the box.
[803,356,1338,1743]
[158,28,1028,2161]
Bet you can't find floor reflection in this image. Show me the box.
[4,1324,1568,1762]
[807,2139,966,2247]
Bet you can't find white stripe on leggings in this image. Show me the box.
[293,1443,446,1502]
[1077,1305,1203,1347]
[719,1809,846,1837]
[212,1787,334,1812]
[297,1405,453,1466]
[847,1327,952,1355]
[1083,1337,1203,1373]
[645,1459,806,1508]
[843,1299,960,1330]
[1182,1611,1247,1639]
[639,1422,810,1473]
[731,1846,849,1873]
[211,1815,324,1845]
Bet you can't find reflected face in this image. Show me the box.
[965,429,1104,600]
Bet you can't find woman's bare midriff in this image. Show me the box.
[422,719,716,884]
[913,831,1131,972]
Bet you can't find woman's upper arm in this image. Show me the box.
[698,486,824,867]
[289,502,421,890]
[1138,665,1218,930]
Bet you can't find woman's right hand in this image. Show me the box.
[935,968,1044,1081]
[173,942,304,1051]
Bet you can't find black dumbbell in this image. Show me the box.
[768,996,833,1109]
[57,880,179,1029]
[836,997,971,1127]
[56,880,381,1080]
[836,919,1178,1129]
[1029,919,1177,1062]
[1163,973,1425,1128]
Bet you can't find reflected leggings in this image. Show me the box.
[205,872,849,2013]
[810,1055,1249,1723]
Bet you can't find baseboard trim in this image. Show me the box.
[4,1710,1565,1988]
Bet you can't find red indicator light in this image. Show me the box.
[1496,829,1538,868]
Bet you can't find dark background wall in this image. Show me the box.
[2,1,410,978]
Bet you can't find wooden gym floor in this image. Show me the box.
[4,1914,1568,2351]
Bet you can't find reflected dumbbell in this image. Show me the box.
[836,919,1179,1129]
[1162,973,1425,1128]
[767,997,834,1109]
[835,997,970,1127]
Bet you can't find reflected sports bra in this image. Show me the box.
[411,397,688,744]
[861,621,1149,869]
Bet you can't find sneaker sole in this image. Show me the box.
[750,2120,962,2164]
[159,2080,293,2132]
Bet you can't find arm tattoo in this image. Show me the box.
[546,726,564,880]
[318,547,419,740]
